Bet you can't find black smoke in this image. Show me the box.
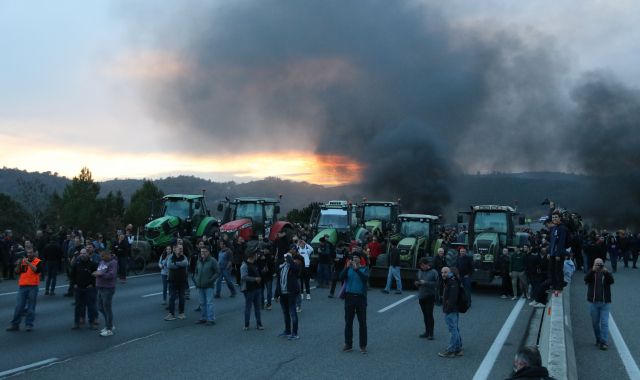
[126,1,640,222]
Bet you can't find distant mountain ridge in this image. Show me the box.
[0,167,597,224]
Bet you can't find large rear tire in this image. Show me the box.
[131,255,146,275]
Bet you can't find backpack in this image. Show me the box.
[457,283,470,313]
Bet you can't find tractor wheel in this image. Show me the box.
[130,255,146,275]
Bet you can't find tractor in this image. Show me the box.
[308,200,358,265]
[456,205,525,284]
[144,193,219,255]
[371,214,442,288]
[217,197,293,243]
[353,200,402,244]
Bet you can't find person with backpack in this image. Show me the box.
[438,266,464,358]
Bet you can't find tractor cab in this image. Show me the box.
[357,200,401,240]
[395,214,440,268]
[310,200,357,253]
[218,197,290,242]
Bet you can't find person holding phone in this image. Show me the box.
[340,252,369,354]
[585,258,614,350]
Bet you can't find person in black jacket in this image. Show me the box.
[165,244,189,321]
[585,258,614,350]
[499,248,513,299]
[506,346,555,380]
[438,267,462,358]
[70,249,99,329]
[275,246,301,339]
[43,238,63,296]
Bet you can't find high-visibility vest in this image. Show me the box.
[18,258,41,286]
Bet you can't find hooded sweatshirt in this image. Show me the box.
[96,257,117,288]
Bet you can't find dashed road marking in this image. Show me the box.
[610,315,640,379]
[0,358,59,378]
[377,295,415,313]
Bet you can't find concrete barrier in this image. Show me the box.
[536,285,577,380]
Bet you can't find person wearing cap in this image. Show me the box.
[276,245,301,340]
[6,245,44,331]
[340,252,370,354]
[415,257,438,339]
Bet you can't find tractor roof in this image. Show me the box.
[164,194,205,201]
[233,197,279,204]
[361,201,399,206]
[472,205,516,212]
[322,200,350,209]
[399,214,439,221]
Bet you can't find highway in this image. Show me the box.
[0,268,636,379]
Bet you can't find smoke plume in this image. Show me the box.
[127,1,640,222]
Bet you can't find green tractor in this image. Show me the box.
[309,200,358,265]
[144,194,219,253]
[456,205,525,284]
[354,200,402,244]
[371,214,442,288]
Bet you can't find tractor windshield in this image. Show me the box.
[318,209,349,229]
[164,200,190,220]
[400,221,429,237]
[474,212,508,234]
[363,205,391,222]
[235,202,264,223]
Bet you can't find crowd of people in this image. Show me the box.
[0,207,634,377]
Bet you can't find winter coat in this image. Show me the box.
[194,256,220,288]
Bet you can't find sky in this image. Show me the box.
[1,0,639,186]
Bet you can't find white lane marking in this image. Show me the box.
[610,315,640,379]
[0,358,59,378]
[128,273,159,279]
[111,332,161,349]
[377,295,415,313]
[472,298,526,380]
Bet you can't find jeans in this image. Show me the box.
[198,287,215,322]
[317,263,332,286]
[384,266,402,291]
[609,252,618,272]
[549,257,565,290]
[244,288,262,327]
[510,271,528,297]
[501,273,513,296]
[279,293,298,335]
[45,261,59,293]
[216,268,236,296]
[97,287,115,330]
[445,312,462,352]
[344,293,367,348]
[11,286,38,327]
[75,287,98,324]
[169,282,186,315]
[261,278,273,306]
[590,302,610,344]
[419,295,435,336]
[582,252,590,273]
[161,274,168,302]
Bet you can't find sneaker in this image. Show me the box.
[427,336,434,340]
[306,294,311,300]
[438,350,456,358]
[360,347,367,354]
[265,304,272,310]
[278,331,291,338]
[395,290,402,295]
[288,334,299,340]
[529,301,536,306]
[257,325,265,330]
[296,307,302,313]
[328,294,334,298]
[419,333,429,338]
[511,296,518,300]
[455,350,464,357]
[177,313,186,320]
[342,345,353,352]
[243,326,249,331]
[164,314,177,321]
[533,302,546,308]
[100,329,113,337]
[381,289,390,294]
[195,320,206,324]
[599,343,608,351]
[6,325,19,332]
[25,326,33,332]
[205,321,216,326]
[501,295,508,299]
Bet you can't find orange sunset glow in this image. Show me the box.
[0,134,362,186]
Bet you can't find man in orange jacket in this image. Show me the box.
[7,246,44,332]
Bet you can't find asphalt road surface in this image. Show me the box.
[0,271,591,380]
